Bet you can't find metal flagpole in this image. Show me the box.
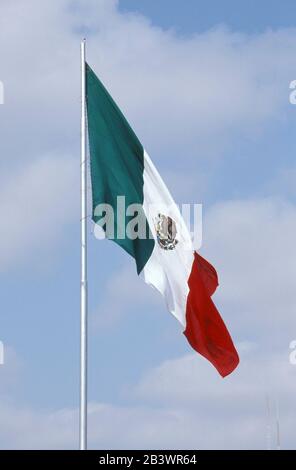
[276,398,281,450]
[265,394,271,450]
[80,38,88,451]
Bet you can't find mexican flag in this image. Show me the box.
[86,63,239,377]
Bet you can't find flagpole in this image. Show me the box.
[266,394,271,450]
[276,398,281,450]
[80,37,88,451]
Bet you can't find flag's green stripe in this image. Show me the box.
[86,63,154,274]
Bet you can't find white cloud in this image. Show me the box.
[203,197,296,343]
[0,346,23,395]
[0,402,77,450]
[91,263,162,329]
[84,18,296,159]
[1,0,296,270]
[0,155,78,271]
[0,348,295,449]
[1,0,296,162]
[128,350,296,449]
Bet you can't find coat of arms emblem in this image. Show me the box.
[154,213,178,250]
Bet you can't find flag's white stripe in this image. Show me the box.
[142,150,194,327]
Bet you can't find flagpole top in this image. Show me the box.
[81,39,86,57]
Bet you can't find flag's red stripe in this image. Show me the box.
[184,252,239,377]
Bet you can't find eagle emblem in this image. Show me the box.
[154,213,178,250]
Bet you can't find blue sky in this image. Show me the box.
[0,0,296,449]
[120,0,296,33]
